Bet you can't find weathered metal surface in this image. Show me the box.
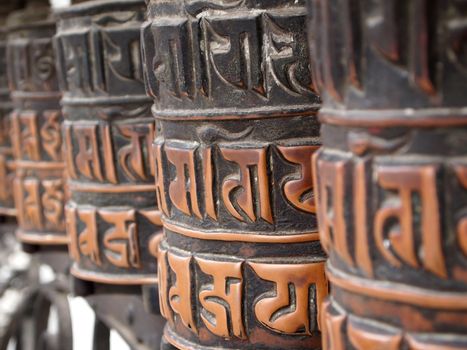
[54,0,161,286]
[6,0,67,248]
[0,22,15,218]
[309,0,467,348]
[0,0,24,218]
[142,1,326,348]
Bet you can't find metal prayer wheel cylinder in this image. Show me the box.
[142,1,327,348]
[54,0,160,286]
[0,26,15,217]
[309,1,467,349]
[6,2,67,247]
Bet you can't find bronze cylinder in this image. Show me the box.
[142,0,327,348]
[308,0,467,348]
[55,0,161,286]
[7,1,67,247]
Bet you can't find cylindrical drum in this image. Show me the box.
[142,1,327,349]
[7,1,67,247]
[309,1,467,349]
[0,17,15,217]
[55,0,161,286]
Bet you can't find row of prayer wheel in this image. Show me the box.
[0,0,464,349]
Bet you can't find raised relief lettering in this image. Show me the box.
[165,144,202,219]
[321,301,346,350]
[374,165,447,278]
[66,206,80,262]
[77,208,101,266]
[23,178,43,229]
[100,210,140,269]
[366,0,436,94]
[202,15,263,95]
[74,124,104,181]
[348,319,402,350]
[145,19,194,99]
[250,261,328,335]
[42,179,65,230]
[202,147,217,220]
[19,112,40,161]
[40,111,62,161]
[153,143,169,216]
[0,155,11,202]
[315,156,353,265]
[168,252,197,333]
[58,31,92,93]
[196,258,245,339]
[117,123,155,181]
[263,14,313,96]
[278,145,319,213]
[157,245,173,323]
[101,27,144,94]
[221,146,273,224]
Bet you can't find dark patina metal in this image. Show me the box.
[309,1,467,348]
[142,1,326,348]
[55,0,161,287]
[0,2,21,218]
[7,0,67,249]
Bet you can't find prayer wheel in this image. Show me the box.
[0,3,18,218]
[309,1,467,348]
[142,0,327,348]
[7,0,67,249]
[55,0,161,287]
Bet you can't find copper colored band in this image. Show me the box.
[164,325,238,350]
[68,182,156,193]
[319,108,467,128]
[327,264,467,311]
[163,220,320,243]
[15,161,65,171]
[70,265,158,285]
[16,229,69,245]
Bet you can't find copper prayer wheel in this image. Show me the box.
[6,0,67,249]
[54,0,161,287]
[309,0,467,348]
[0,19,15,218]
[142,0,327,348]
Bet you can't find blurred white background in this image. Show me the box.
[49,0,71,8]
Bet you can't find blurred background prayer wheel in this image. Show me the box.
[0,1,23,218]
[7,0,67,252]
[55,0,161,293]
[142,0,327,348]
[309,0,467,348]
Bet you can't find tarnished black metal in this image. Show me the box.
[54,0,161,287]
[6,0,67,250]
[143,1,326,349]
[308,0,467,349]
[0,1,24,218]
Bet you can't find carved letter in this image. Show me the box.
[100,210,140,269]
[196,258,245,339]
[165,145,202,219]
[168,252,197,333]
[374,165,446,278]
[75,124,104,181]
[348,319,402,350]
[249,261,328,335]
[40,111,62,161]
[314,156,353,265]
[221,146,273,223]
[278,145,319,213]
[77,208,101,266]
[42,179,65,230]
[153,143,169,216]
[117,123,155,182]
